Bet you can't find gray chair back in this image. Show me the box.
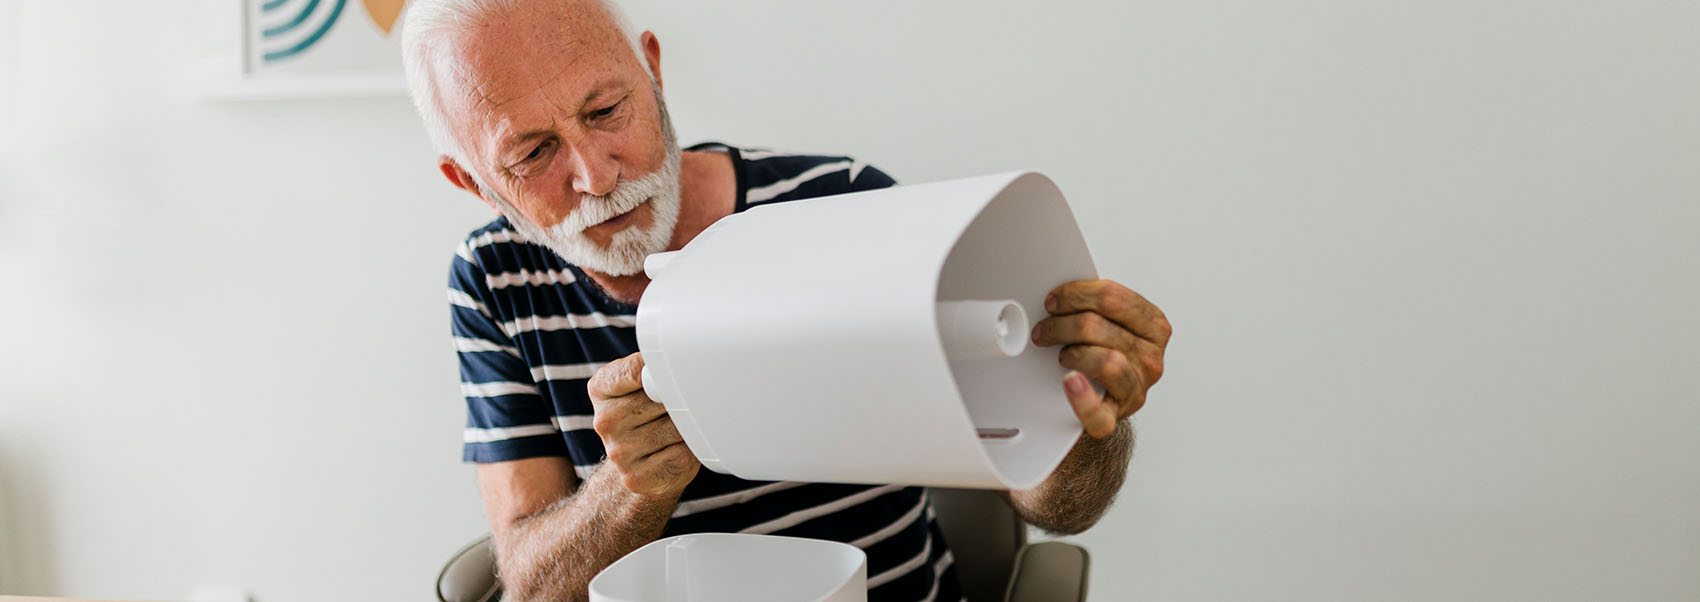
[925,488,1026,602]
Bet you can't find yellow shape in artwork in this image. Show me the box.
[362,0,408,35]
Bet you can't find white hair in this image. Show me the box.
[400,0,645,166]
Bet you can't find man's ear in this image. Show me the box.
[439,156,500,215]
[641,31,662,91]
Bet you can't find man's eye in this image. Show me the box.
[523,140,554,162]
[593,102,620,118]
[511,140,554,172]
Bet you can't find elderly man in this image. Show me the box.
[402,1,1171,600]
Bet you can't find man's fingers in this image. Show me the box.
[638,441,695,472]
[630,442,699,486]
[591,391,670,438]
[588,352,646,400]
[1046,280,1172,345]
[1063,370,1119,438]
[615,440,699,496]
[1031,310,1139,350]
[630,414,687,460]
[1135,338,1166,386]
[586,353,699,498]
[1058,344,1144,410]
[603,410,684,467]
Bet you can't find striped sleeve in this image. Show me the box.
[741,150,898,205]
[848,162,897,192]
[449,239,569,463]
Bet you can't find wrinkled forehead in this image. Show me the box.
[429,0,641,158]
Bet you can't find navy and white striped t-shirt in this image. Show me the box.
[449,142,965,602]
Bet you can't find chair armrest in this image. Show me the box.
[437,534,500,602]
[1004,541,1090,602]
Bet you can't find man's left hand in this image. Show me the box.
[1030,279,1172,438]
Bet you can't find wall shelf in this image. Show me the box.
[171,58,406,102]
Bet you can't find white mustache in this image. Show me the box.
[552,169,672,235]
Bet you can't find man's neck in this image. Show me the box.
[584,149,737,305]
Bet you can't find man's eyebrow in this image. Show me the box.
[491,78,630,159]
[579,77,628,107]
[505,128,553,147]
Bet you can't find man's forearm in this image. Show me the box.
[494,466,679,602]
[1004,419,1134,535]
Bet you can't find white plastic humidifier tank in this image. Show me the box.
[635,171,1099,490]
[589,534,866,602]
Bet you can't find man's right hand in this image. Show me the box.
[588,352,700,499]
[484,353,697,602]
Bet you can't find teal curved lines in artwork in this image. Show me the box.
[262,0,320,37]
[260,0,346,62]
[259,0,290,12]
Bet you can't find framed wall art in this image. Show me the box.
[181,0,411,101]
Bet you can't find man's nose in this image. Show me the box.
[567,146,620,198]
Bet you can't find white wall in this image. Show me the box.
[0,1,492,599]
[2,0,1697,601]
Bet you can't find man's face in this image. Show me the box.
[433,0,680,276]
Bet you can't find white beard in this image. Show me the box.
[484,86,684,277]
